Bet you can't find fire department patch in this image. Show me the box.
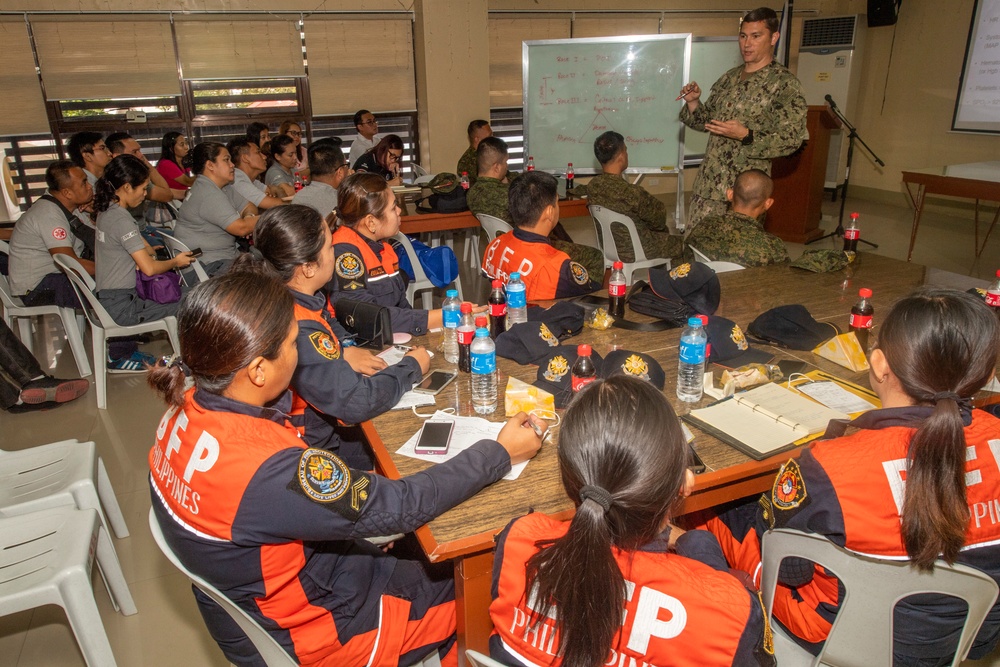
[730,325,748,351]
[308,331,340,360]
[772,459,807,511]
[543,355,569,382]
[569,261,589,285]
[538,323,558,346]
[621,354,650,381]
[669,263,691,279]
[336,253,363,280]
[52,227,68,241]
[297,449,351,503]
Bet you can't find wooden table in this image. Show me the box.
[399,197,591,235]
[364,254,930,660]
[901,162,1000,261]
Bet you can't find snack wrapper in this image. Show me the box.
[585,307,614,330]
[505,376,555,416]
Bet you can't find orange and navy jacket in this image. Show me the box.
[289,288,422,468]
[719,407,1000,662]
[327,224,428,335]
[489,513,774,667]
[481,228,601,301]
[149,387,512,666]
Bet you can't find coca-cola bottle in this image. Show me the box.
[849,288,874,351]
[608,261,626,318]
[571,345,597,392]
[987,269,1000,314]
[488,279,507,339]
[566,162,574,190]
[526,156,535,172]
[843,212,860,253]
[460,172,470,190]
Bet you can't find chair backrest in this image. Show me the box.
[158,234,210,283]
[53,253,116,330]
[392,232,431,285]
[761,528,999,667]
[588,204,648,264]
[411,162,429,177]
[689,244,712,263]
[148,508,297,666]
[475,213,513,240]
[465,649,506,667]
[0,259,23,310]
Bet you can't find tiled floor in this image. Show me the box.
[0,193,997,666]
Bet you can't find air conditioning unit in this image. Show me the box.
[797,15,866,191]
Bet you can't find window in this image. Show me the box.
[311,112,419,177]
[188,78,302,119]
[56,97,180,122]
[490,108,525,172]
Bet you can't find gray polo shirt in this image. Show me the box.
[175,175,242,267]
[9,196,77,295]
[84,169,98,187]
[96,204,145,291]
[292,181,338,219]
[265,163,294,188]
[348,133,377,168]
[227,168,267,212]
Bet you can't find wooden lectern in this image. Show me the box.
[767,105,839,243]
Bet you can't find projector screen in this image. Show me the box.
[953,0,1000,132]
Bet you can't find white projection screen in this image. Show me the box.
[953,0,1000,132]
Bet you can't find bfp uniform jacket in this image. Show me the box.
[149,388,512,666]
[490,513,775,667]
[289,288,422,469]
[327,224,428,335]
[706,407,1000,663]
[481,228,601,300]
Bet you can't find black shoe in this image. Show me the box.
[19,376,90,405]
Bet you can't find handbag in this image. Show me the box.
[135,268,182,304]
[334,298,392,349]
[144,201,177,226]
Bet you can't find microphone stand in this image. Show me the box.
[806,96,883,248]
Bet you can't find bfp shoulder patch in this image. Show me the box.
[569,261,589,285]
[336,252,364,280]
[308,331,340,360]
[772,459,807,511]
[296,448,352,503]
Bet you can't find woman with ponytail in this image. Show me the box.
[705,287,1000,665]
[490,375,773,667]
[230,204,431,468]
[94,154,195,326]
[148,271,543,667]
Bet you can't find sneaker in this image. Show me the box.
[107,350,157,373]
[19,376,90,405]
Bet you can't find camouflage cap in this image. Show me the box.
[427,172,459,194]
[790,249,850,273]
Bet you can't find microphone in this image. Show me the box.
[825,94,838,108]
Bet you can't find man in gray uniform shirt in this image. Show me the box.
[292,141,350,221]
[67,131,112,187]
[226,137,286,216]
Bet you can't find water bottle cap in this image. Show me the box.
[577,344,591,356]
[688,317,702,327]
[461,302,473,313]
[613,261,623,270]
[475,316,487,328]
[446,289,458,297]
[510,272,520,280]
[475,327,489,337]
[859,288,872,298]
[850,212,859,219]
[492,279,503,288]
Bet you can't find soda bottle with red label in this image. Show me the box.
[488,279,507,338]
[608,261,626,318]
[843,212,860,253]
[526,156,535,172]
[571,345,597,392]
[986,269,1000,313]
[849,288,874,351]
[457,302,475,373]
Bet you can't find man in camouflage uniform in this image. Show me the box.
[469,137,605,280]
[678,7,808,229]
[456,119,493,185]
[686,169,789,267]
[576,131,687,264]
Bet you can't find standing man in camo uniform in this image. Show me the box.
[679,7,808,230]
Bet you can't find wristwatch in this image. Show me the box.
[741,129,754,146]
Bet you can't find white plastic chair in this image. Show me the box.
[588,204,670,283]
[0,439,129,538]
[0,506,137,667]
[761,528,999,667]
[0,240,91,377]
[393,232,463,307]
[466,649,506,667]
[688,244,745,273]
[157,233,210,284]
[476,213,513,241]
[54,253,180,410]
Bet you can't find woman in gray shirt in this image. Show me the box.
[265,134,298,198]
[95,155,195,325]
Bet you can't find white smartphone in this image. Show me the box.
[414,420,454,455]
[413,370,457,395]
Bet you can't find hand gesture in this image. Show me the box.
[704,119,749,141]
[496,412,544,465]
[343,346,388,376]
[173,251,197,269]
[404,346,432,374]
[679,81,702,107]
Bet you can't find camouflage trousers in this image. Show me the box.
[685,195,729,232]
[550,240,607,283]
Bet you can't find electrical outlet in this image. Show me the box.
[125,110,147,123]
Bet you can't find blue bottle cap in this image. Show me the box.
[688,317,702,327]
[510,272,520,280]
[475,328,490,337]
[446,289,458,297]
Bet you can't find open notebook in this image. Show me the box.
[682,382,849,460]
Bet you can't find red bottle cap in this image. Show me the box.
[577,344,592,356]
[697,314,708,326]
[461,302,473,313]
[996,269,1000,278]
[850,212,859,219]
[475,316,487,328]
[859,288,872,298]
[613,261,623,270]
[462,171,468,176]
[492,279,503,288]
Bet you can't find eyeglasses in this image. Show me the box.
[361,118,378,127]
[387,151,402,162]
[287,130,302,136]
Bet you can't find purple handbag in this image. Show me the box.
[135,268,182,304]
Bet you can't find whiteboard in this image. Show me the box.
[953,0,1000,133]
[683,37,743,161]
[523,34,690,174]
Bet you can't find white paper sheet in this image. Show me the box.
[389,391,436,411]
[396,410,528,480]
[795,381,877,415]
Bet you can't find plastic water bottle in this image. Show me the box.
[526,156,535,172]
[986,269,1000,314]
[849,288,874,351]
[489,279,507,339]
[677,317,707,403]
[608,261,626,318]
[566,162,575,190]
[460,172,470,190]
[843,212,860,253]
[442,289,461,364]
[471,328,498,414]
[506,272,528,328]
[457,302,475,373]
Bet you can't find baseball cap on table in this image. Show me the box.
[790,249,851,273]
[704,316,774,367]
[602,349,665,390]
[747,305,840,351]
[534,345,605,408]
[648,262,721,316]
[528,300,585,337]
[496,320,565,364]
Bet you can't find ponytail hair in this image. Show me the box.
[337,172,392,228]
[878,288,1000,569]
[147,271,294,407]
[229,205,326,283]
[191,142,226,175]
[524,376,688,667]
[93,154,149,213]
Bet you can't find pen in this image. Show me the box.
[675,92,687,101]
[394,344,412,352]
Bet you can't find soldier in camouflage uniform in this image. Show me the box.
[576,131,688,264]
[678,7,808,230]
[686,169,789,267]
[456,119,492,185]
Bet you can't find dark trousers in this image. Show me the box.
[0,319,43,409]
[21,272,82,309]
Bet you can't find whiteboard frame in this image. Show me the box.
[522,33,691,175]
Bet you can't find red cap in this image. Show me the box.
[850,212,860,219]
[859,288,872,298]
[462,171,468,176]
[697,314,708,325]
[577,344,592,356]
[475,316,487,328]
[568,162,573,166]
[613,261,623,270]
[492,279,503,288]
[996,269,1000,278]
[460,302,473,313]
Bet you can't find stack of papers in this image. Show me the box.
[397,410,528,480]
